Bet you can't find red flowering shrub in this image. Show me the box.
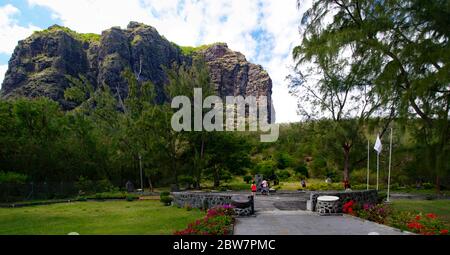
[174,204,235,235]
[343,200,356,215]
[341,200,448,235]
[406,213,448,235]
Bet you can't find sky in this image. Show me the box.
[0,0,313,123]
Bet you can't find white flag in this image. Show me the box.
[374,135,382,154]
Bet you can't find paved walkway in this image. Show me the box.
[234,194,409,235]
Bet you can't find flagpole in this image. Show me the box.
[367,140,370,190]
[387,127,393,202]
[374,134,382,191]
[376,151,379,191]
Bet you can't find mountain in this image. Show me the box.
[0,21,273,121]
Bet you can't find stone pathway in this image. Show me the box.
[234,193,409,235]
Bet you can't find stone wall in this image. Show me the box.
[309,190,378,212]
[171,192,254,216]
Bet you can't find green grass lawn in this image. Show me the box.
[391,199,450,226]
[0,200,204,235]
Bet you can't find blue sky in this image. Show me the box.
[0,0,312,123]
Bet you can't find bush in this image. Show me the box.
[0,171,28,184]
[377,191,387,203]
[325,170,340,182]
[309,158,327,177]
[75,176,95,194]
[256,160,277,179]
[275,152,293,169]
[388,210,416,231]
[275,170,291,181]
[356,203,392,224]
[423,183,434,189]
[77,196,88,202]
[89,191,128,199]
[160,191,170,198]
[179,175,194,187]
[294,165,309,178]
[390,183,400,190]
[306,182,342,191]
[219,186,228,192]
[350,168,376,184]
[404,213,449,235]
[219,171,232,182]
[126,194,138,201]
[96,179,115,193]
[243,176,252,184]
[160,195,173,206]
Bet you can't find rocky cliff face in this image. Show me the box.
[1,22,273,120]
[199,43,273,122]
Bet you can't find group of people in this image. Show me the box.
[249,177,353,197]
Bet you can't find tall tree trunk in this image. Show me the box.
[343,143,351,182]
[213,167,220,187]
[197,133,205,189]
[148,177,153,192]
[436,175,440,194]
[173,160,178,186]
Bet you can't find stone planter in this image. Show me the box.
[316,196,339,215]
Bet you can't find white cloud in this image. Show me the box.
[28,0,152,33]
[0,64,8,88]
[256,0,312,123]
[0,4,41,55]
[25,0,309,122]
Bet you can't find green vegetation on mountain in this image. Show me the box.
[177,43,223,56]
[32,25,101,43]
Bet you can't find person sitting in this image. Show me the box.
[301,179,307,188]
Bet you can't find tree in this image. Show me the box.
[294,0,450,189]
[290,31,382,182]
[164,60,214,188]
[202,132,252,187]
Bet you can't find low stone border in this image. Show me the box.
[172,191,254,216]
[0,198,82,208]
[0,197,144,208]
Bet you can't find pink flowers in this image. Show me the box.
[363,203,373,211]
[343,201,390,224]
